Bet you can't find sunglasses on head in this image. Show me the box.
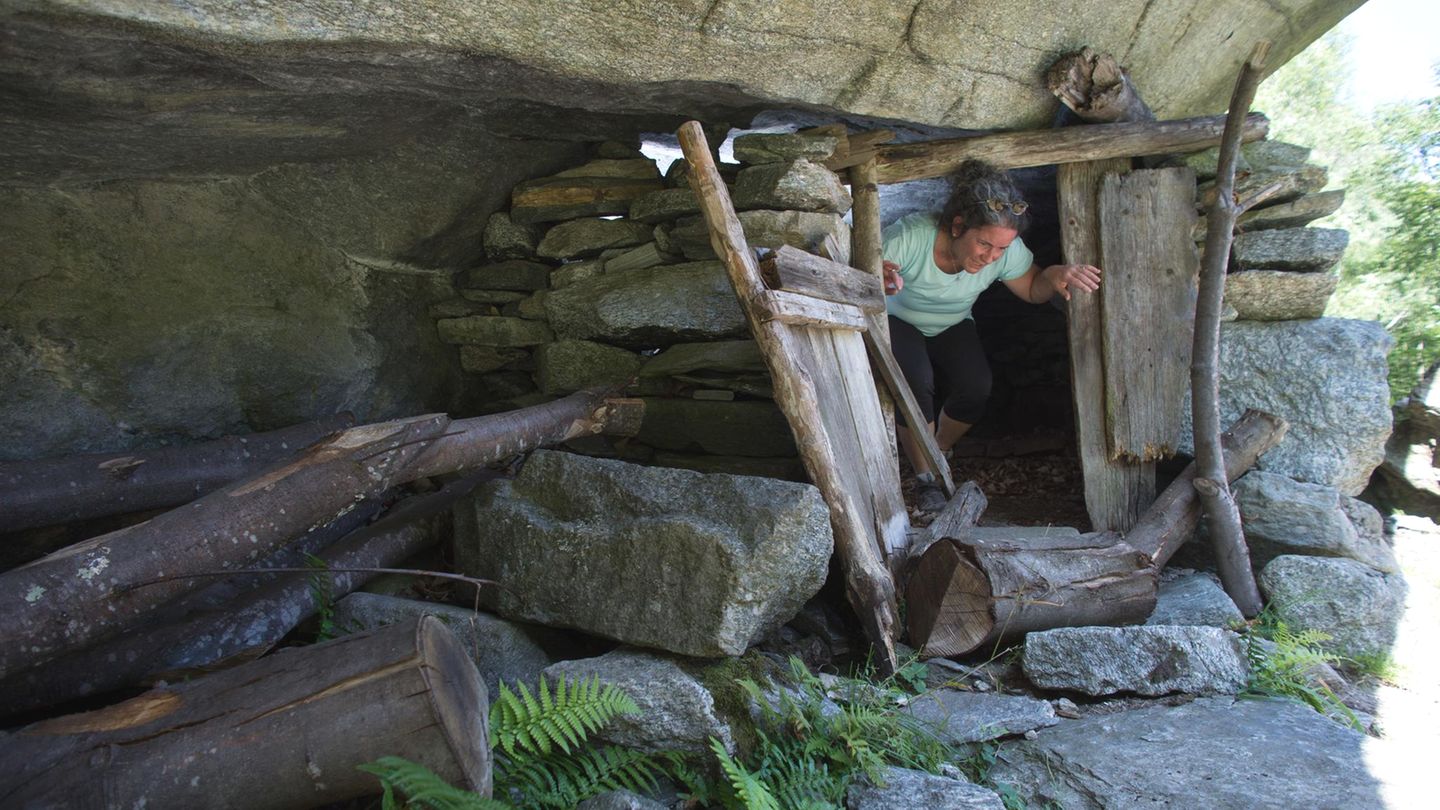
[985,198,1029,215]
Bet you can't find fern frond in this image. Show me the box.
[711,737,780,810]
[498,745,666,809]
[357,757,509,810]
[490,675,639,760]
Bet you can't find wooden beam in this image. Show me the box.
[874,113,1268,184]
[760,246,885,313]
[822,128,898,171]
[754,289,868,331]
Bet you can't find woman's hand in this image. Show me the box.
[1040,263,1101,301]
[882,260,904,295]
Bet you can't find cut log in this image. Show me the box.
[0,390,638,679]
[0,413,356,533]
[679,120,902,675]
[0,617,490,809]
[906,410,1285,658]
[901,480,986,581]
[874,113,1268,184]
[760,245,885,313]
[1046,48,1156,124]
[1060,158,1156,531]
[0,477,485,718]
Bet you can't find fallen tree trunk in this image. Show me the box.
[0,616,491,809]
[906,410,1285,658]
[0,478,485,718]
[0,390,640,680]
[0,413,356,533]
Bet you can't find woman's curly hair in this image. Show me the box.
[937,159,1032,236]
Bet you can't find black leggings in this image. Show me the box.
[888,315,991,426]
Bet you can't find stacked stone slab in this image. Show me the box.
[428,131,854,476]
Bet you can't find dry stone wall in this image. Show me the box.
[429,133,856,475]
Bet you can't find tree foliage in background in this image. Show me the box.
[1256,33,1440,400]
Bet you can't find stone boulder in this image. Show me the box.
[672,210,850,264]
[991,697,1382,809]
[1021,625,1249,696]
[1259,555,1407,659]
[636,398,798,458]
[1178,318,1392,495]
[1146,570,1243,628]
[732,132,840,165]
[534,340,641,396]
[330,593,552,699]
[436,316,554,347]
[1223,269,1336,321]
[465,259,553,292]
[544,260,747,348]
[545,648,734,756]
[482,212,541,261]
[901,689,1058,744]
[1222,470,1399,572]
[846,767,1003,810]
[537,218,653,259]
[1237,189,1345,231]
[452,450,833,657]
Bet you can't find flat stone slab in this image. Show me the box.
[640,340,767,378]
[453,450,832,657]
[436,315,553,346]
[1233,226,1349,272]
[465,259,552,292]
[672,210,850,263]
[534,339,641,395]
[1224,269,1336,321]
[543,260,747,348]
[1022,625,1248,696]
[902,689,1058,744]
[627,188,703,224]
[1239,189,1345,231]
[991,697,1382,809]
[732,132,840,165]
[538,218,653,259]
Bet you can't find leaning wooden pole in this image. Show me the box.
[678,120,900,674]
[0,413,356,533]
[1192,42,1272,617]
[0,617,491,809]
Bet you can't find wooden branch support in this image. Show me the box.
[874,113,1268,184]
[760,245,885,313]
[0,617,491,809]
[0,477,486,718]
[679,120,902,675]
[1191,42,1274,618]
[906,410,1283,658]
[0,414,356,533]
[0,389,639,679]
[847,154,903,469]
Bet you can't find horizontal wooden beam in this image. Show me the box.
[760,246,885,314]
[753,290,867,331]
[873,113,1269,184]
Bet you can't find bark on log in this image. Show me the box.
[0,390,637,679]
[906,411,1284,658]
[0,616,491,809]
[1046,48,1156,124]
[0,478,485,718]
[1192,42,1272,618]
[873,113,1268,184]
[0,414,356,533]
[679,120,901,675]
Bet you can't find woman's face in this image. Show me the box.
[950,221,1018,273]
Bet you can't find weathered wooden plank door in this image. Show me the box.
[1059,159,1155,532]
[1099,168,1200,461]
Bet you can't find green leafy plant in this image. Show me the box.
[361,674,672,809]
[1241,609,1363,731]
[679,656,958,809]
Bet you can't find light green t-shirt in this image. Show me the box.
[883,213,1034,337]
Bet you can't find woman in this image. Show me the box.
[882,159,1101,511]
